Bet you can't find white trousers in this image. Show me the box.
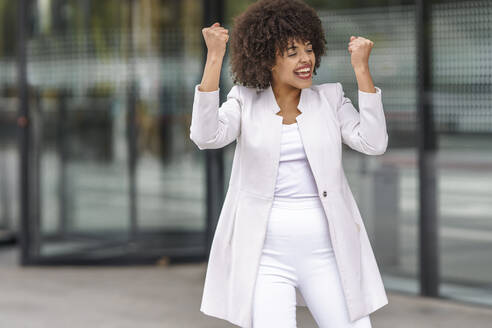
[252,196,372,328]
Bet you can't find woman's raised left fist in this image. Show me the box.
[347,36,374,69]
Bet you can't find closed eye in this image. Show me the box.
[288,49,314,57]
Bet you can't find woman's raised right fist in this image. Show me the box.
[202,22,229,58]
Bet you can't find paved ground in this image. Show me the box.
[1,246,492,328]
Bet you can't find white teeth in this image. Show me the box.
[295,68,310,73]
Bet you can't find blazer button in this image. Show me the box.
[322,190,327,197]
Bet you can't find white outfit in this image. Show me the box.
[191,82,389,328]
[252,122,372,328]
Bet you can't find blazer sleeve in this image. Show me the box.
[189,84,242,150]
[335,82,388,155]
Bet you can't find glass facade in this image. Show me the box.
[432,0,492,305]
[4,0,208,262]
[0,0,490,311]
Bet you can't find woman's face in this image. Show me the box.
[271,38,315,90]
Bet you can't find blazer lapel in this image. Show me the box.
[298,87,341,191]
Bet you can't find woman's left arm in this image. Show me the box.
[336,36,388,155]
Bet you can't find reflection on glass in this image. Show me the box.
[433,0,492,306]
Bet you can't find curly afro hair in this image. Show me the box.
[229,0,327,90]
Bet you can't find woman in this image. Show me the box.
[190,0,388,327]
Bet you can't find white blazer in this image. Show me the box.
[190,81,389,328]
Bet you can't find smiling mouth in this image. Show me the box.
[294,70,312,79]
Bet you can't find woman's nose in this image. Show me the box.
[300,50,311,62]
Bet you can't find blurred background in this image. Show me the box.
[0,0,491,327]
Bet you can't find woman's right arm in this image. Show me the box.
[190,22,242,150]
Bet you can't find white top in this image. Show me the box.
[273,122,319,198]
